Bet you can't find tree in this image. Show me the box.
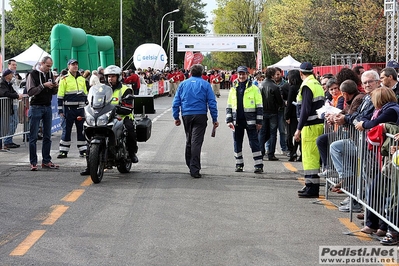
[261,0,386,65]
[124,0,207,69]
[262,0,313,63]
[7,0,64,55]
[7,0,118,58]
[212,0,264,69]
[3,0,211,69]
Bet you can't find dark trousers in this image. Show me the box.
[28,105,52,165]
[123,117,138,155]
[182,114,207,175]
[287,118,300,157]
[234,121,263,168]
[316,133,330,169]
[60,106,86,154]
[258,113,277,157]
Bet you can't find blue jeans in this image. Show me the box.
[4,104,19,144]
[233,121,263,168]
[329,139,357,179]
[259,113,278,157]
[265,110,288,153]
[29,105,53,165]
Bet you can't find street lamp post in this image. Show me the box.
[120,0,123,68]
[160,9,179,46]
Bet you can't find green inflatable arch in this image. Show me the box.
[50,23,115,71]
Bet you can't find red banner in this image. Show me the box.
[184,52,204,70]
[184,51,194,70]
[192,53,204,65]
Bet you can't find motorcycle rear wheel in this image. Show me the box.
[117,159,132,173]
[89,144,105,184]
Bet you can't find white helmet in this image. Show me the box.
[104,65,122,81]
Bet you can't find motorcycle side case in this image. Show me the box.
[136,117,152,142]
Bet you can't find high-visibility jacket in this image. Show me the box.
[226,80,263,127]
[57,72,88,113]
[297,75,324,126]
[111,84,133,120]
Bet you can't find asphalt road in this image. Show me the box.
[0,89,388,266]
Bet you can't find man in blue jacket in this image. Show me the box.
[172,64,219,178]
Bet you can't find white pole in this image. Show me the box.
[120,0,123,68]
[1,0,5,68]
[160,9,179,46]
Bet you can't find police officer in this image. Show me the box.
[80,65,138,175]
[226,66,264,173]
[294,62,325,198]
[57,59,88,158]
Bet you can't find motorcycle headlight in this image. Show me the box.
[97,111,112,126]
[85,114,95,126]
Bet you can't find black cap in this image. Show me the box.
[299,62,313,73]
[67,59,78,65]
[237,66,248,73]
[387,61,399,68]
[2,69,13,77]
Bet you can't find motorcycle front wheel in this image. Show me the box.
[89,143,105,184]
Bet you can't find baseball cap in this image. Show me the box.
[2,69,13,77]
[299,62,313,73]
[237,66,248,73]
[67,59,78,65]
[387,60,399,68]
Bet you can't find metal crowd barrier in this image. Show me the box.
[0,96,30,148]
[324,122,399,233]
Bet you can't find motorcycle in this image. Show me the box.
[83,84,153,184]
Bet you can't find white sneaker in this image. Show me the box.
[338,202,362,212]
[340,197,350,206]
[318,169,335,177]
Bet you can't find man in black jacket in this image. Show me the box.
[26,56,59,171]
[259,67,284,160]
[0,69,23,150]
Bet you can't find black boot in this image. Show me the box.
[297,185,306,193]
[80,168,90,176]
[288,154,297,162]
[298,184,319,198]
[80,156,90,175]
[132,154,138,163]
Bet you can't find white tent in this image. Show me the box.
[269,55,301,71]
[4,44,50,72]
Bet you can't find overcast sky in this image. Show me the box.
[3,0,10,10]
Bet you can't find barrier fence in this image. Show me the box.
[0,96,30,148]
[324,122,399,233]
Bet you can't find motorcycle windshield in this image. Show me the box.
[87,85,113,108]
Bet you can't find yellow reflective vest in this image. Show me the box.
[297,75,324,126]
[111,84,133,119]
[226,80,263,127]
[57,72,87,108]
